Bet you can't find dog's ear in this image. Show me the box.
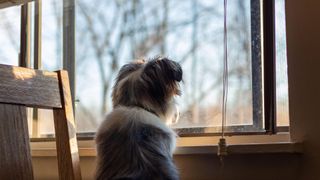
[112,61,145,107]
[116,60,144,82]
[142,57,182,102]
[161,58,183,82]
[145,57,183,82]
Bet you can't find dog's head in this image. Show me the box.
[112,57,182,124]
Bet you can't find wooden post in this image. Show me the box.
[63,0,76,111]
[32,0,42,138]
[53,70,81,180]
[19,2,31,68]
[263,0,277,133]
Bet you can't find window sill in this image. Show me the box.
[31,133,303,157]
[175,142,303,155]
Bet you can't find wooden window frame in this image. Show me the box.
[174,0,283,136]
[17,0,287,140]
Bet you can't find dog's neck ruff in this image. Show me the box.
[133,105,159,117]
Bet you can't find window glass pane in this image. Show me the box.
[75,0,255,133]
[275,0,289,127]
[41,0,62,70]
[37,0,63,137]
[0,6,20,66]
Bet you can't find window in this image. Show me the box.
[35,0,63,137]
[0,0,289,138]
[74,0,289,136]
[275,0,289,128]
[0,5,20,66]
[75,0,258,135]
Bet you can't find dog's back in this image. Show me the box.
[95,106,178,180]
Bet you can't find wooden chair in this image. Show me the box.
[0,64,82,180]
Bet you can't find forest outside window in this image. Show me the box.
[0,0,289,138]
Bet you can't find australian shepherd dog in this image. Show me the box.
[95,57,182,180]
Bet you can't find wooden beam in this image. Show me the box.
[0,64,62,108]
[32,0,42,138]
[263,0,277,133]
[34,0,42,69]
[63,0,76,111]
[53,70,82,180]
[19,2,31,68]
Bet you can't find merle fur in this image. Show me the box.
[95,57,182,180]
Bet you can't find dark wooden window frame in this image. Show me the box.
[263,0,289,134]
[263,0,277,134]
[16,0,286,140]
[173,0,280,136]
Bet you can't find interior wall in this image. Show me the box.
[31,0,320,179]
[33,154,302,180]
[285,0,320,179]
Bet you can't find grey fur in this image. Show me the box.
[95,57,182,180]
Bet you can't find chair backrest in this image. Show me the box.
[0,64,82,180]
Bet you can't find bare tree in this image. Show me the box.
[74,0,253,129]
[0,0,283,132]
[77,0,124,114]
[76,0,173,116]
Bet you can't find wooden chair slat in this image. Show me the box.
[0,104,34,180]
[0,64,62,108]
[54,70,82,180]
